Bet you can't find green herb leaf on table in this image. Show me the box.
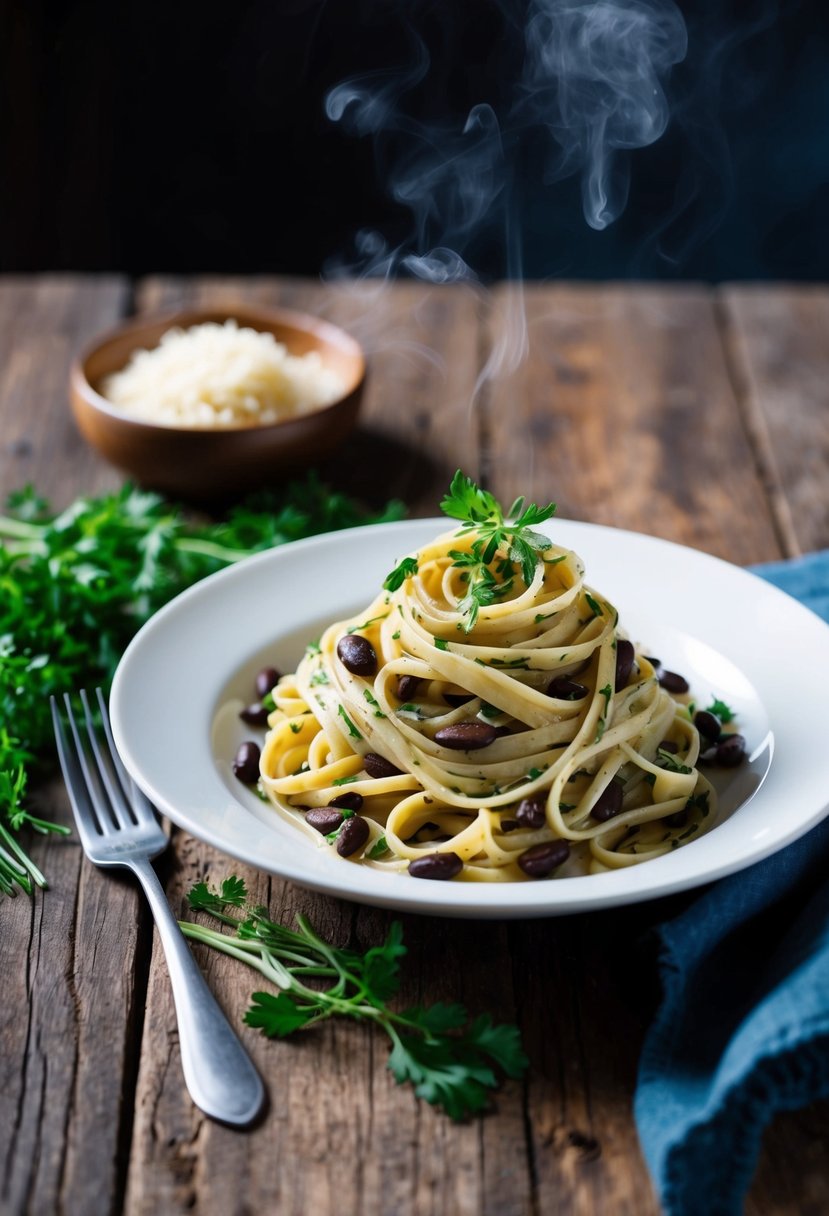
[0,475,403,902]
[180,877,528,1120]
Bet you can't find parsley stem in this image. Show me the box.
[0,515,45,540]
[0,823,47,887]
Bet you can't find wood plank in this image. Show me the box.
[0,275,128,503]
[125,277,536,1216]
[0,274,149,1216]
[485,282,782,565]
[718,284,829,557]
[135,275,485,516]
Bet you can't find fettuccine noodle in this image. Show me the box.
[259,521,714,882]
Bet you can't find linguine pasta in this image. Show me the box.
[258,480,715,883]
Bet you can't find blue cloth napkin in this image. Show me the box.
[635,550,829,1216]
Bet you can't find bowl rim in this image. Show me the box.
[69,302,367,436]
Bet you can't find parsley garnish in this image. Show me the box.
[289,722,301,734]
[383,555,419,592]
[310,670,330,686]
[706,697,736,725]
[181,878,528,1120]
[331,774,360,786]
[584,592,604,619]
[363,689,386,718]
[434,637,449,651]
[347,613,390,635]
[440,471,556,631]
[367,835,390,860]
[657,748,693,775]
[337,706,362,739]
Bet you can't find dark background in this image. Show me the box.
[2,0,827,281]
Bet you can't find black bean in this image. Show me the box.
[590,781,624,822]
[547,677,588,700]
[396,675,422,701]
[659,670,690,694]
[434,722,498,750]
[330,791,364,811]
[615,639,635,692]
[364,752,403,778]
[658,739,679,754]
[232,740,260,784]
[517,840,571,878]
[255,666,281,699]
[239,702,269,727]
[336,634,378,677]
[336,815,370,857]
[500,819,520,833]
[716,734,746,767]
[694,710,722,742]
[516,796,547,830]
[305,807,344,834]
[443,692,475,707]
[408,852,463,880]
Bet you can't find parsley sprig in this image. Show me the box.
[182,876,528,1120]
[440,471,557,631]
[0,478,403,900]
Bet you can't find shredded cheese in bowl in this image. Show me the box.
[100,320,347,428]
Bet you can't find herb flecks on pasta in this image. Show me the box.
[259,473,716,882]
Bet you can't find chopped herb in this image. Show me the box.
[331,774,360,787]
[337,706,362,739]
[434,637,449,651]
[397,703,420,714]
[325,808,356,842]
[584,592,604,618]
[534,612,555,623]
[392,630,401,641]
[558,802,576,812]
[479,702,502,719]
[383,555,419,592]
[367,836,390,860]
[706,697,736,725]
[657,748,693,775]
[261,691,276,711]
[363,689,387,718]
[305,640,322,656]
[346,613,390,635]
[526,767,544,781]
[289,722,301,734]
[599,683,612,712]
[488,657,531,670]
[310,670,329,686]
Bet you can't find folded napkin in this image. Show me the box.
[635,549,829,1216]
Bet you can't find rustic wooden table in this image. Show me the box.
[1,276,828,1216]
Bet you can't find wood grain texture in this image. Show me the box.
[718,285,829,557]
[0,275,147,1216]
[485,283,782,564]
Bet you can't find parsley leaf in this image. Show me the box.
[180,880,528,1121]
[440,471,556,632]
[383,555,419,592]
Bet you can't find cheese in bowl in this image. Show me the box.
[100,319,347,429]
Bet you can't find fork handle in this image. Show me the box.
[130,857,266,1126]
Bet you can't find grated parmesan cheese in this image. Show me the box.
[101,320,346,428]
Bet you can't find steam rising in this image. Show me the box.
[523,0,687,230]
[324,1,687,383]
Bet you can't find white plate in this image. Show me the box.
[110,518,829,918]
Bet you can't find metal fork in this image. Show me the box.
[51,688,265,1127]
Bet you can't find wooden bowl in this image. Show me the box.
[69,305,366,499]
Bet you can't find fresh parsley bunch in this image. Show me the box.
[0,477,403,899]
[182,876,528,1120]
